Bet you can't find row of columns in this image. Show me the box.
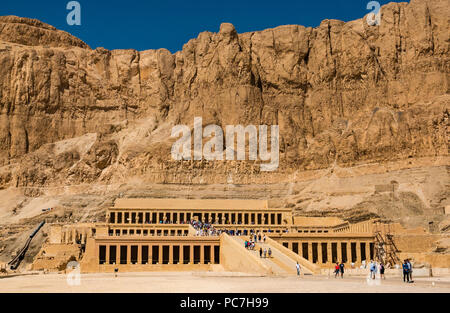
[110,211,283,226]
[99,244,220,265]
[109,228,189,236]
[284,240,374,265]
[61,228,88,244]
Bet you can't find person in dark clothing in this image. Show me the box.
[339,262,345,278]
[379,262,385,280]
[259,247,263,258]
[406,259,413,282]
[402,260,410,283]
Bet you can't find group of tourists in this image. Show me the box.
[244,240,256,250]
[190,220,219,236]
[331,259,414,282]
[259,247,272,258]
[368,260,386,279]
[249,233,266,243]
[334,262,346,278]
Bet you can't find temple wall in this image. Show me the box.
[393,234,446,253]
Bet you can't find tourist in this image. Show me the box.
[402,260,410,283]
[339,262,345,278]
[334,263,340,278]
[296,262,301,277]
[259,248,263,258]
[379,262,385,280]
[258,234,262,242]
[263,235,267,243]
[407,259,413,282]
[268,248,272,258]
[369,260,376,279]
[264,248,267,258]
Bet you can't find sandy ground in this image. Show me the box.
[0,272,449,293]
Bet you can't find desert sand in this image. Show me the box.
[1,272,449,293]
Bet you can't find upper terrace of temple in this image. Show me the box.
[112,198,270,210]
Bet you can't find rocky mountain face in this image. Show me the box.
[0,0,448,233]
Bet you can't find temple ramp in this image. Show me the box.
[234,236,320,275]
[231,236,294,276]
[219,234,273,275]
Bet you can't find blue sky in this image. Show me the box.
[1,0,408,52]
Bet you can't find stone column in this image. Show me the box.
[127,245,131,265]
[138,245,142,265]
[179,246,184,265]
[317,242,323,264]
[158,245,163,264]
[94,243,99,265]
[105,245,110,265]
[211,245,215,264]
[190,245,194,264]
[149,246,153,264]
[327,242,332,264]
[169,245,173,264]
[365,241,371,262]
[347,242,352,264]
[200,245,204,264]
[114,245,118,265]
[337,242,342,263]
[307,242,313,262]
[72,229,77,244]
[356,241,362,264]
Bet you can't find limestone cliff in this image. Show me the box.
[0,0,448,232]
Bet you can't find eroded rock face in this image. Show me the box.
[0,16,89,48]
[0,0,448,189]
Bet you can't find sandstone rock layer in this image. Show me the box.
[0,0,448,229]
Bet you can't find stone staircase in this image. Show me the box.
[231,236,319,276]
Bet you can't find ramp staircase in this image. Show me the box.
[231,236,319,276]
